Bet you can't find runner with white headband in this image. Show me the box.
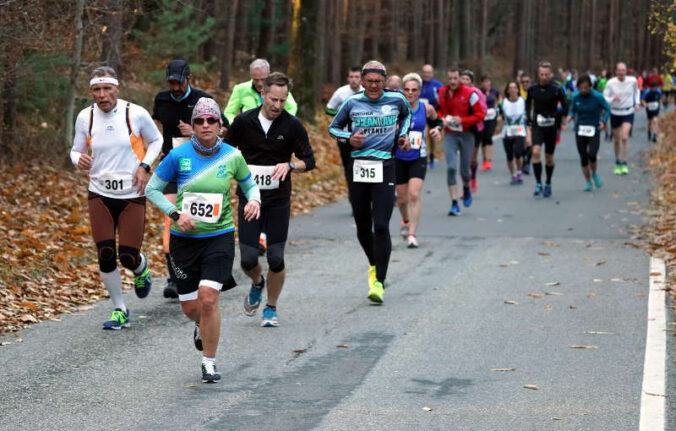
[70,66,163,330]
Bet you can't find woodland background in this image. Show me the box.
[0,1,674,334]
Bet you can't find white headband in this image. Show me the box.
[90,77,119,87]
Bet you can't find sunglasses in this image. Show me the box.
[193,117,219,125]
[404,87,420,93]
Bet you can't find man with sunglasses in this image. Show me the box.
[329,60,411,304]
[227,72,315,328]
[151,59,229,299]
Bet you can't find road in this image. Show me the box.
[0,113,669,431]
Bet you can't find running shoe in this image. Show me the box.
[463,193,473,208]
[368,281,385,304]
[487,160,493,170]
[470,178,478,192]
[481,160,490,171]
[429,159,436,169]
[448,203,461,216]
[621,164,629,175]
[510,175,519,185]
[243,276,265,316]
[163,280,178,299]
[368,265,377,289]
[201,361,220,383]
[533,183,543,196]
[522,164,530,175]
[102,308,130,330]
[193,322,203,351]
[407,234,419,248]
[516,172,523,184]
[400,222,410,240]
[592,172,603,188]
[613,163,622,175]
[543,184,552,198]
[133,256,152,298]
[261,306,280,327]
[583,180,593,192]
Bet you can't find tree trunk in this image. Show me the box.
[288,0,320,123]
[64,0,86,159]
[257,0,276,58]
[460,0,471,60]
[329,0,342,86]
[219,0,239,90]
[101,0,124,75]
[479,0,487,62]
[588,0,597,71]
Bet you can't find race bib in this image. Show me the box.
[577,125,596,137]
[249,165,279,190]
[647,101,660,111]
[172,137,190,148]
[97,172,134,195]
[182,192,222,224]
[353,159,383,183]
[445,116,463,132]
[409,131,423,150]
[536,114,555,127]
[505,125,526,137]
[485,108,497,121]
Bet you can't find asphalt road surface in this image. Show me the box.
[1,113,671,431]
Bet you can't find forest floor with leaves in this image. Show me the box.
[0,116,346,335]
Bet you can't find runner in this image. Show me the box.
[519,74,533,174]
[642,81,662,143]
[525,61,568,198]
[396,73,442,248]
[152,59,229,299]
[480,75,501,171]
[438,66,486,215]
[565,74,611,191]
[387,75,403,92]
[227,72,315,327]
[595,69,612,141]
[328,60,411,303]
[662,69,674,107]
[326,66,363,187]
[224,59,297,256]
[70,67,162,329]
[603,62,641,175]
[421,64,443,168]
[498,81,527,185]
[145,97,261,383]
[459,70,486,193]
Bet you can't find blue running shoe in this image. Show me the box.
[429,159,436,169]
[543,184,552,198]
[448,203,461,216]
[102,308,130,330]
[261,306,279,327]
[133,253,152,298]
[583,180,593,192]
[463,193,473,208]
[592,172,603,188]
[243,275,265,317]
[533,183,543,196]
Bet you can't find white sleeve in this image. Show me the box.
[603,81,613,103]
[136,106,163,166]
[326,89,344,111]
[70,110,89,166]
[634,81,641,106]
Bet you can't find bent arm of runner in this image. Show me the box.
[71,112,90,167]
[145,174,177,216]
[598,92,611,124]
[462,92,486,128]
[292,121,316,172]
[328,100,353,142]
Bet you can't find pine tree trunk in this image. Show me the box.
[101,0,124,75]
[219,0,239,90]
[64,0,86,160]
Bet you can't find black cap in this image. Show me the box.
[166,60,190,82]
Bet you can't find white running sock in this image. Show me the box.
[133,252,147,275]
[101,269,126,312]
[202,356,215,364]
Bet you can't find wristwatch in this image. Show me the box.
[139,162,151,173]
[169,211,180,221]
[288,162,296,171]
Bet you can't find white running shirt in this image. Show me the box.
[603,76,641,116]
[326,84,364,112]
[71,99,163,199]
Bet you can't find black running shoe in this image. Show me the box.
[201,362,220,383]
[163,280,178,299]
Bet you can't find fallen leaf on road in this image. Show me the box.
[595,260,607,266]
[292,349,307,354]
[78,305,94,311]
[593,279,603,282]
[624,242,640,248]
[610,278,624,282]
[569,305,578,309]
[183,385,197,389]
[637,293,645,297]
[20,314,38,323]
[537,252,550,256]
[336,344,348,348]
[490,368,515,372]
[587,293,596,297]
[545,282,560,287]
[542,241,558,247]
[544,305,552,311]
[15,338,23,343]
[504,300,519,305]
[391,259,400,263]
[0,341,10,346]
[545,292,563,296]
[499,264,509,268]
[510,260,520,265]
[523,384,539,390]
[583,331,612,335]
[650,272,663,276]
[422,407,432,412]
[528,293,543,299]
[569,345,598,349]
[551,417,563,421]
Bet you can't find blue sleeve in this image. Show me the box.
[596,91,611,124]
[154,150,178,182]
[328,98,353,140]
[568,92,578,117]
[641,90,648,100]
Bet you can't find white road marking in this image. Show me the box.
[639,257,667,431]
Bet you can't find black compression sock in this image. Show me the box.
[452,199,458,206]
[545,164,554,184]
[533,162,542,183]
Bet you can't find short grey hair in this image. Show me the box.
[250,58,271,74]
[362,60,387,76]
[90,66,118,80]
[402,72,422,88]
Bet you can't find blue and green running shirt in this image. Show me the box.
[147,142,259,238]
[328,90,411,160]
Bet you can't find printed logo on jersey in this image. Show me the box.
[179,158,192,172]
[381,105,393,115]
[276,135,284,140]
[104,125,115,134]
[216,164,230,178]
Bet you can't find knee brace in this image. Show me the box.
[266,243,285,273]
[240,244,259,271]
[96,240,117,273]
[118,245,141,271]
